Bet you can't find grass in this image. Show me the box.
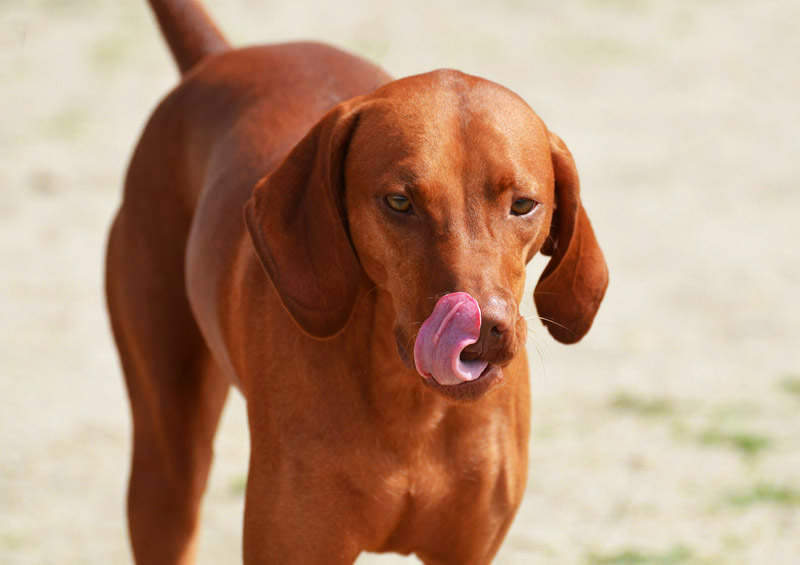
[561,36,638,64]
[40,0,95,14]
[584,0,649,12]
[0,532,25,551]
[610,392,675,417]
[346,39,391,63]
[727,483,800,508]
[90,35,132,73]
[588,545,692,565]
[708,401,760,422]
[779,375,800,398]
[229,475,247,496]
[698,428,771,457]
[42,105,89,141]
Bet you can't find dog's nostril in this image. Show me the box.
[460,349,479,362]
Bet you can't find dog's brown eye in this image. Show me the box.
[510,198,537,216]
[385,195,411,213]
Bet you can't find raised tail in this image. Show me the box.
[147,0,230,74]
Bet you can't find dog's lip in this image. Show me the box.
[421,359,492,382]
[421,364,504,400]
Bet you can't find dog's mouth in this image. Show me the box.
[411,292,511,397]
[394,326,506,401]
[393,292,513,399]
[421,362,504,401]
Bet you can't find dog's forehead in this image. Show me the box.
[351,71,552,188]
[371,70,544,136]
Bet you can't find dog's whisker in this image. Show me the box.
[526,335,548,381]
[523,315,574,334]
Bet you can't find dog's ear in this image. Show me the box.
[244,99,366,338]
[534,131,609,344]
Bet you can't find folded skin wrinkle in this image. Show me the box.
[414,292,488,385]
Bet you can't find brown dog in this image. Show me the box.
[106,1,608,563]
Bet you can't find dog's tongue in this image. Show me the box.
[413,292,487,386]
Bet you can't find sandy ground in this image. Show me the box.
[2,1,799,563]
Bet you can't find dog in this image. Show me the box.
[105,1,608,563]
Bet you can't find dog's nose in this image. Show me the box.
[461,296,517,364]
[481,298,513,343]
[488,319,508,341]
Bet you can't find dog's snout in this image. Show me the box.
[481,298,513,342]
[461,296,518,365]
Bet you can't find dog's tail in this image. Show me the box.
[147,0,230,75]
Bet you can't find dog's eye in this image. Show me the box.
[510,198,537,216]
[385,195,412,213]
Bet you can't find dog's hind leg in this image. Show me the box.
[106,211,229,565]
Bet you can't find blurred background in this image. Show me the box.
[1,1,798,563]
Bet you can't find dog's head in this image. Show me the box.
[245,70,607,399]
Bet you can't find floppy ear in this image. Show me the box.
[244,99,366,338]
[534,131,609,344]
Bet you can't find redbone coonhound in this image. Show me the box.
[106,1,609,563]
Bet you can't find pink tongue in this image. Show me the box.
[413,292,488,386]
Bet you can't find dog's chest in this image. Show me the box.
[363,425,524,556]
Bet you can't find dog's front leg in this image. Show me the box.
[242,454,366,564]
